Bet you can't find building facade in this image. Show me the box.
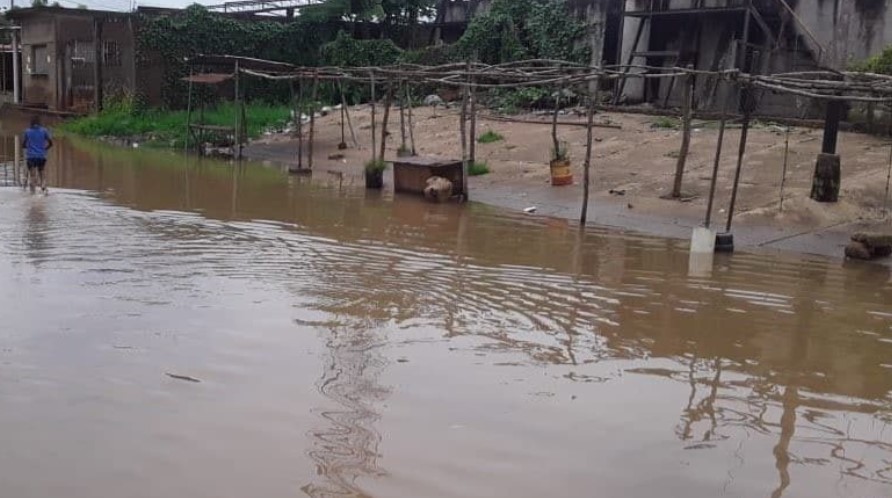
[7,7,137,113]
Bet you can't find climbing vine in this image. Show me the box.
[137,5,339,108]
[454,0,590,65]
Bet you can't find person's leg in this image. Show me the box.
[37,160,47,192]
[26,160,36,193]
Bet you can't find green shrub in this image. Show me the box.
[477,130,504,144]
[468,161,490,176]
[365,158,388,173]
[651,116,680,130]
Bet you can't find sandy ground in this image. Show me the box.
[246,104,892,260]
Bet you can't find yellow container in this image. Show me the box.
[550,159,573,186]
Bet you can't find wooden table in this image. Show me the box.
[392,156,465,198]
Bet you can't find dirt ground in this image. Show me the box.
[246,104,892,258]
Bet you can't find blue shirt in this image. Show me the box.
[23,126,51,160]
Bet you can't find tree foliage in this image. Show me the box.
[454,0,590,64]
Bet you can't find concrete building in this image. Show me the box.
[6,7,137,113]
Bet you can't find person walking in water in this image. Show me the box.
[22,116,53,194]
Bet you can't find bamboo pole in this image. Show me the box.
[406,82,416,155]
[672,69,694,198]
[370,71,377,163]
[309,70,318,170]
[580,88,597,226]
[380,81,393,162]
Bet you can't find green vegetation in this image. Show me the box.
[551,141,569,162]
[61,98,290,147]
[651,116,680,130]
[477,130,504,144]
[852,47,892,74]
[468,161,490,176]
[364,158,388,173]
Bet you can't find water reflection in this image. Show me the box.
[302,327,388,498]
[23,199,49,264]
[0,136,890,497]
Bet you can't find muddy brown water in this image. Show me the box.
[0,137,891,498]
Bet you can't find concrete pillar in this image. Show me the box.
[12,29,20,104]
[619,1,649,102]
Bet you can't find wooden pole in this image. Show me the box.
[339,84,347,149]
[779,126,790,212]
[726,110,751,232]
[704,106,727,228]
[297,77,304,169]
[672,68,694,198]
[380,81,393,162]
[308,70,318,170]
[469,81,478,165]
[551,85,561,157]
[233,60,241,160]
[460,63,470,201]
[406,82,416,155]
[399,79,408,153]
[885,131,892,216]
[370,71,377,162]
[339,79,358,148]
[185,67,193,154]
[93,19,103,113]
[580,88,597,226]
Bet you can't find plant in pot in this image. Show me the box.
[365,158,387,189]
[549,141,573,186]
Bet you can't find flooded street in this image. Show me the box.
[1,137,891,498]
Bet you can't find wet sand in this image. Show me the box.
[0,137,891,497]
[247,107,892,260]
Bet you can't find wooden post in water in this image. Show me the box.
[308,70,318,170]
[380,81,393,162]
[672,67,694,198]
[580,86,597,226]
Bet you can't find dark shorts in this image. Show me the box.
[26,158,46,171]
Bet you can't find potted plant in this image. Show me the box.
[365,158,387,189]
[550,141,573,186]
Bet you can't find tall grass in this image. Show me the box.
[61,100,291,147]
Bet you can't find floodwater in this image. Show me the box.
[0,136,891,498]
